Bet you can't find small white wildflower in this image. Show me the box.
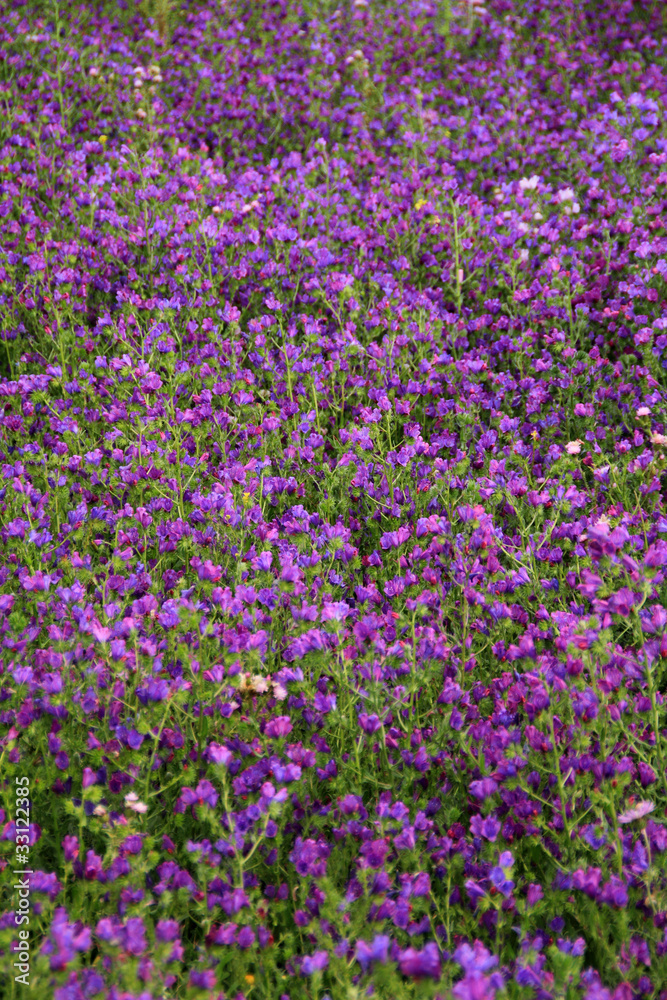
[136,108,147,119]
[572,202,580,214]
[93,804,107,817]
[566,440,582,455]
[533,211,543,220]
[239,672,270,694]
[651,432,667,447]
[125,792,148,814]
[637,406,651,417]
[519,175,539,191]
[272,681,288,701]
[519,249,529,261]
[89,66,100,77]
[557,187,575,202]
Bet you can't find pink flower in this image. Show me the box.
[618,800,654,824]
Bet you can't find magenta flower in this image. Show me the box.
[265,716,293,738]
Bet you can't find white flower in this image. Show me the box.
[566,440,582,455]
[272,681,288,701]
[637,406,651,417]
[519,175,539,191]
[519,249,529,261]
[651,432,667,447]
[557,187,575,202]
[124,792,148,814]
[533,211,543,220]
[239,672,270,694]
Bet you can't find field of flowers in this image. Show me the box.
[2,0,667,996]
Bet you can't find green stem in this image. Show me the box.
[549,714,572,862]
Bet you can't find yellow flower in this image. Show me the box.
[99,135,107,144]
[245,974,255,985]
[414,198,428,211]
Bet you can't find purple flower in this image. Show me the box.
[189,969,217,989]
[599,876,629,908]
[45,908,92,970]
[208,924,237,946]
[398,942,441,980]
[62,836,79,862]
[300,950,329,975]
[289,837,330,877]
[124,917,147,956]
[208,743,233,766]
[265,716,293,738]
[526,884,544,907]
[355,934,391,972]
[236,925,256,949]
[489,851,515,897]
[470,814,501,842]
[469,777,498,801]
[175,780,219,813]
[156,919,180,942]
[454,942,499,975]
[358,713,382,734]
